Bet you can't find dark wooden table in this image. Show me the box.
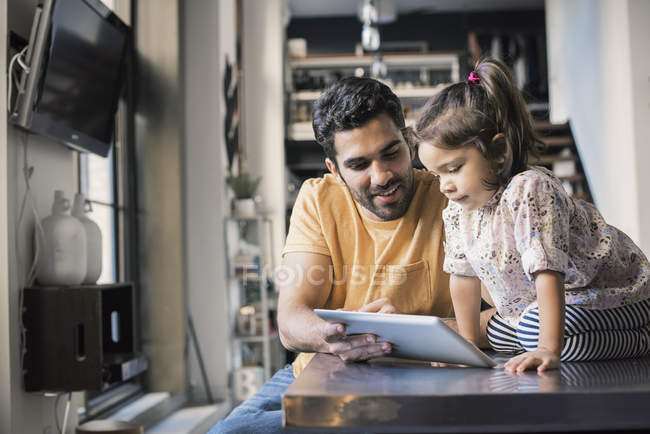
[282,352,650,433]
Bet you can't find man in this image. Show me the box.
[212,77,494,433]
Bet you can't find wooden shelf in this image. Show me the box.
[559,174,586,183]
[530,154,578,165]
[534,121,569,132]
[287,162,327,171]
[289,53,461,73]
[287,121,315,141]
[291,85,448,102]
[230,274,263,282]
[288,119,417,141]
[541,136,574,148]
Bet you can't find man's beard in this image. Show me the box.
[341,170,415,221]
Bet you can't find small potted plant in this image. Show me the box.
[226,171,261,217]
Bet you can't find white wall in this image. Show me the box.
[182,0,231,401]
[0,1,10,431]
[628,0,650,253]
[7,134,78,434]
[546,0,650,254]
[242,0,287,268]
[2,1,82,432]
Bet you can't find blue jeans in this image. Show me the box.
[208,364,295,434]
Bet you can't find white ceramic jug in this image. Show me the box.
[72,193,102,284]
[36,190,87,286]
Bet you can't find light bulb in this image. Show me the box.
[362,23,380,51]
[359,0,378,24]
[371,56,387,78]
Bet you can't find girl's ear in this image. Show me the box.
[489,133,513,183]
[491,133,508,164]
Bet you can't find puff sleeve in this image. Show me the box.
[504,171,570,280]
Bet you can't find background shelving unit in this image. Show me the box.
[284,52,461,226]
[286,53,460,140]
[224,216,283,403]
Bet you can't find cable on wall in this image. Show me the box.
[53,392,72,434]
[7,46,30,113]
[14,132,46,380]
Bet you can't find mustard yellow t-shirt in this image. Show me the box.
[282,169,452,376]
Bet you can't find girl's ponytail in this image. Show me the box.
[415,57,543,188]
[473,58,542,178]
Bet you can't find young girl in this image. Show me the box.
[415,58,650,373]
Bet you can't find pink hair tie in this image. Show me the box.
[468,71,480,84]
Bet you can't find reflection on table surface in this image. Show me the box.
[290,352,650,396]
[284,353,650,432]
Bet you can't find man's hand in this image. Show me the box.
[322,298,399,362]
[277,255,399,363]
[321,322,392,362]
[358,297,399,314]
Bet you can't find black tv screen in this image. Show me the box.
[28,0,128,157]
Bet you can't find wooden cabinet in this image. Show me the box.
[22,283,146,392]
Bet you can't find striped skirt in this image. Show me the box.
[487,298,650,361]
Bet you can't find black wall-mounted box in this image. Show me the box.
[22,283,146,392]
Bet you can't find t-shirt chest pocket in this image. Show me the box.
[344,260,433,314]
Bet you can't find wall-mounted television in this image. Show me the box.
[10,0,129,157]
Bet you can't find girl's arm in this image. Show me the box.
[450,274,482,345]
[504,270,565,373]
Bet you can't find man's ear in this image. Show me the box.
[402,126,417,161]
[325,158,345,185]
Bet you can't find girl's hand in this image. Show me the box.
[504,347,560,373]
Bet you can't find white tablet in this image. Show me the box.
[315,309,496,368]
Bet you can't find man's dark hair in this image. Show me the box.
[312,77,405,162]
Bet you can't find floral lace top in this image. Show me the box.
[443,167,650,327]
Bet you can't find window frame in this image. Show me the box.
[73,0,143,417]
